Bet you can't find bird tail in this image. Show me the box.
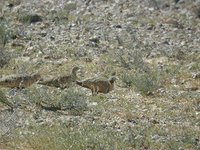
[76,80,83,86]
[37,80,48,85]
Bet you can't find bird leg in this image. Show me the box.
[96,86,100,94]
[19,79,24,89]
[91,85,97,96]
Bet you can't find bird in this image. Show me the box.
[76,76,117,95]
[38,66,80,89]
[0,73,41,89]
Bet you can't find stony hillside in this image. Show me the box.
[0,0,200,149]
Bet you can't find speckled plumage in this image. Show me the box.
[38,66,80,89]
[76,76,117,95]
[0,73,41,89]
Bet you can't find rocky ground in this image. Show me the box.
[0,0,200,149]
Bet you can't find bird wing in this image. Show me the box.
[76,79,95,90]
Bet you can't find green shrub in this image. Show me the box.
[0,25,8,46]
[0,47,11,68]
[48,3,76,23]
[121,73,135,87]
[133,71,160,95]
[18,13,42,24]
[64,2,77,11]
[122,70,160,95]
[60,89,87,115]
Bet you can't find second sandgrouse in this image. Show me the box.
[38,66,80,89]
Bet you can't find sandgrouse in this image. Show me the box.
[38,66,80,89]
[76,76,117,95]
[0,73,41,89]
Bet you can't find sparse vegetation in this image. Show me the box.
[17,13,42,24]
[0,47,10,68]
[121,69,160,95]
[7,0,21,6]
[193,4,200,18]
[0,24,9,46]
[60,89,88,115]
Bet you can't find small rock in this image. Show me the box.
[43,55,50,59]
[151,134,160,140]
[150,119,159,124]
[89,36,100,44]
[127,119,137,124]
[39,31,47,37]
[171,78,177,84]
[114,25,122,28]
[19,13,43,23]
[83,57,93,63]
[192,72,200,79]
[29,14,43,23]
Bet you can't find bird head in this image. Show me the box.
[72,66,80,73]
[71,66,82,79]
[109,76,117,83]
[32,73,42,80]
